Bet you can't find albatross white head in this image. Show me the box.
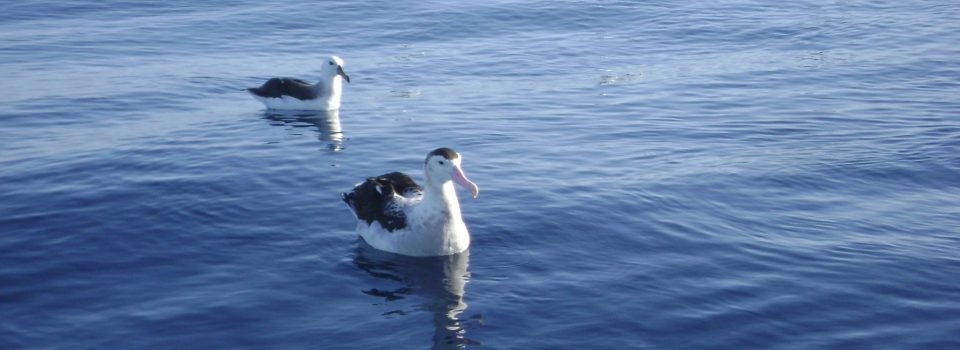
[321,55,350,83]
[424,148,479,199]
[315,55,350,110]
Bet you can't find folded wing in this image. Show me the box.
[247,78,317,100]
[342,172,423,232]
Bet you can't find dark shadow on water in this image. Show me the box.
[262,109,344,151]
[354,242,482,349]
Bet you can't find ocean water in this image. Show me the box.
[2,0,959,348]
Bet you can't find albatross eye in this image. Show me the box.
[328,61,334,65]
[439,160,445,165]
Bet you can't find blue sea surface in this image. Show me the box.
[2,0,959,349]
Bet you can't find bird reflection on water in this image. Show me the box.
[263,109,344,151]
[354,242,482,349]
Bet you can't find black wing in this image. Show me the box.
[247,78,317,100]
[342,172,422,232]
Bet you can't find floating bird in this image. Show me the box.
[342,148,480,256]
[247,55,350,110]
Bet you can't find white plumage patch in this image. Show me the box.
[249,94,340,111]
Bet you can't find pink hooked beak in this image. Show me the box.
[451,165,479,198]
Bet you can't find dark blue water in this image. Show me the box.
[2,0,959,348]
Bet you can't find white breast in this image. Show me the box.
[251,95,340,111]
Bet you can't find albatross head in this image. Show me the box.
[424,148,479,198]
[322,55,350,83]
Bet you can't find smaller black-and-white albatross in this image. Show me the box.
[247,55,350,110]
[342,148,480,256]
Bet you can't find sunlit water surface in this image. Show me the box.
[2,1,959,349]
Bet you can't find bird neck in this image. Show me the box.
[316,74,343,89]
[420,180,462,220]
[315,76,343,109]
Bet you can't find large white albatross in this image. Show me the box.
[342,148,480,256]
[247,55,350,110]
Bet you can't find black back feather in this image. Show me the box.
[342,172,422,232]
[248,78,316,100]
